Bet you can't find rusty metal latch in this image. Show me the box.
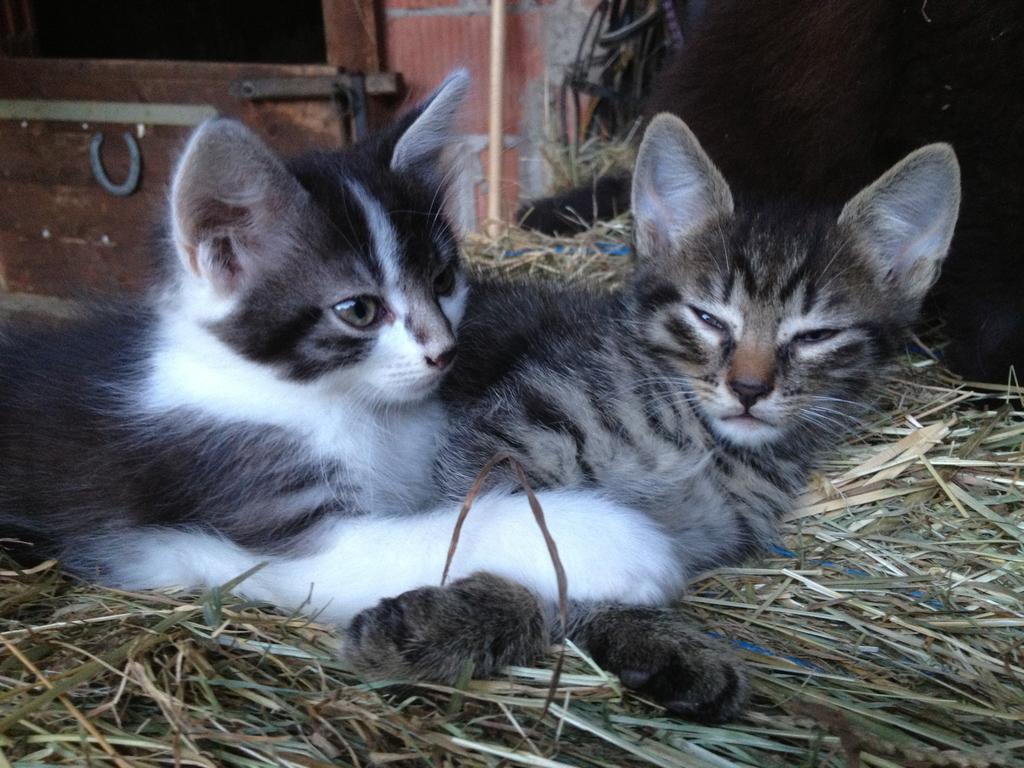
[230,72,400,142]
[229,73,398,101]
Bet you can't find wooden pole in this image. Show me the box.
[486,0,507,234]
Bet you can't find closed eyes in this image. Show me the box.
[688,305,728,332]
[792,328,841,344]
[684,302,844,347]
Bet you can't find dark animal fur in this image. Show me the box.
[521,0,1024,381]
[0,80,467,571]
[357,117,955,721]
[347,573,749,723]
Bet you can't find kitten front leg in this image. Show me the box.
[345,572,547,682]
[567,604,749,723]
[346,574,748,723]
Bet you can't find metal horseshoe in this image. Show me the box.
[90,131,141,196]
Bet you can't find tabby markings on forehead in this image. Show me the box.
[777,259,812,305]
[346,180,401,291]
[638,283,682,312]
[719,270,736,303]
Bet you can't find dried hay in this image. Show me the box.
[537,134,637,196]
[1,224,1022,767]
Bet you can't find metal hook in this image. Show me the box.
[90,131,141,197]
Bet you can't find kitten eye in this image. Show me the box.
[333,295,383,328]
[433,264,457,297]
[794,328,840,344]
[689,305,726,331]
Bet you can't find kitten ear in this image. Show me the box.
[171,119,306,294]
[838,143,960,302]
[632,113,734,257]
[390,69,470,186]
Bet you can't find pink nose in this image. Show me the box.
[425,348,456,369]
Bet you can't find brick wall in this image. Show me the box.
[384,0,591,228]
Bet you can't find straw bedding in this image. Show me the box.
[1,224,1021,768]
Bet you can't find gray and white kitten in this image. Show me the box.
[0,74,682,656]
[0,74,478,609]
[345,114,961,722]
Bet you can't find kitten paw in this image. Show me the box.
[345,572,547,684]
[576,606,749,723]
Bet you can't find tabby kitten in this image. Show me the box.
[522,0,1022,382]
[346,113,960,722]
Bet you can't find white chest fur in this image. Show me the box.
[141,314,443,513]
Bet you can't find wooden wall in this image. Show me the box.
[0,0,395,308]
[0,59,366,298]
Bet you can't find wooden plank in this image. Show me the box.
[0,58,350,150]
[0,121,180,298]
[0,58,343,93]
[321,0,385,72]
[0,175,163,297]
[0,56,398,302]
[0,230,155,296]
[0,100,217,125]
[0,181,164,243]
[0,122,188,189]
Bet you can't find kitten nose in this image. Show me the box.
[425,348,456,370]
[729,377,772,410]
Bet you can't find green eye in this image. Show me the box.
[333,295,383,328]
[434,264,457,297]
[794,328,839,344]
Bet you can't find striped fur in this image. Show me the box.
[438,114,961,584]
[346,116,957,720]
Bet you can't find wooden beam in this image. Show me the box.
[0,0,36,56]
[487,0,507,232]
[0,58,350,149]
[322,0,385,73]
